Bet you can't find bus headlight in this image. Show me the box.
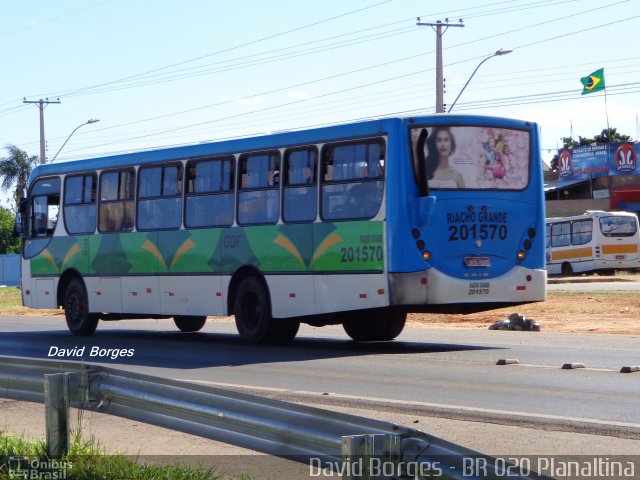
[422,251,431,261]
[517,250,526,260]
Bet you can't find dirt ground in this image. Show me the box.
[408,290,640,335]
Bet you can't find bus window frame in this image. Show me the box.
[570,219,593,245]
[136,162,184,231]
[550,221,571,248]
[25,176,61,238]
[282,145,319,224]
[599,215,639,237]
[237,150,281,226]
[98,168,136,233]
[21,176,61,259]
[63,172,97,235]
[184,155,236,229]
[320,137,385,221]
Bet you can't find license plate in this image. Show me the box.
[469,282,490,295]
[616,255,626,260]
[464,256,490,267]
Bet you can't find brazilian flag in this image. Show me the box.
[580,68,605,95]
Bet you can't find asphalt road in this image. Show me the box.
[1,314,638,437]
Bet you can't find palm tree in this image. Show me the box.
[0,145,39,212]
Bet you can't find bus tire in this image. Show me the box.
[64,278,99,336]
[561,262,573,276]
[234,276,274,344]
[174,315,207,332]
[343,310,406,342]
[268,318,300,344]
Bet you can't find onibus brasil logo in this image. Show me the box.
[615,143,637,173]
[558,149,572,177]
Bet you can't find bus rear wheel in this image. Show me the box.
[64,278,99,336]
[174,315,207,332]
[343,310,406,342]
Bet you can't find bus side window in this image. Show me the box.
[551,222,570,247]
[137,164,183,230]
[99,170,135,232]
[64,174,97,234]
[283,147,317,223]
[185,157,235,228]
[571,219,592,245]
[237,151,280,225]
[321,140,384,220]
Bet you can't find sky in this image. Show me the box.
[1,0,639,185]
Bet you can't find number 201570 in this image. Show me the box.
[448,224,507,241]
[340,246,383,263]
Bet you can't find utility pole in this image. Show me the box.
[23,97,61,164]
[416,18,464,113]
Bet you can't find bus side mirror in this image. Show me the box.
[410,195,436,229]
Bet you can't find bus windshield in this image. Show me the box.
[410,125,530,191]
[599,216,638,236]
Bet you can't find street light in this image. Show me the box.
[50,119,100,162]
[447,49,513,113]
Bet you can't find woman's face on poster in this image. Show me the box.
[435,130,452,157]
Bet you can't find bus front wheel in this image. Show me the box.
[174,315,207,332]
[343,310,406,342]
[561,262,574,276]
[64,278,99,336]
[234,276,300,344]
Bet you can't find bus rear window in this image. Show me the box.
[410,125,530,191]
[599,216,638,237]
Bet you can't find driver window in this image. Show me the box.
[25,177,61,237]
[20,176,61,258]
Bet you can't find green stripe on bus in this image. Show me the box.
[30,221,384,276]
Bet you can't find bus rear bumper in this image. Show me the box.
[389,266,547,306]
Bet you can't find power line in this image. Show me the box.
[10,2,639,158]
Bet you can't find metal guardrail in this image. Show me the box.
[0,356,542,479]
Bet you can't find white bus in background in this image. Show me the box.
[545,210,640,275]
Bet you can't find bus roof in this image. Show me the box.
[30,114,536,182]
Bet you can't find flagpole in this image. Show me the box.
[603,87,611,134]
[603,84,611,202]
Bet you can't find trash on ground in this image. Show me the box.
[489,313,541,331]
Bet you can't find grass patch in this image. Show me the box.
[0,287,59,315]
[0,430,245,480]
[0,287,23,309]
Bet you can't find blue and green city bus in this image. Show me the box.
[18,115,547,343]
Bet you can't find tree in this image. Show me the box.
[593,128,632,144]
[0,206,19,254]
[0,145,39,212]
